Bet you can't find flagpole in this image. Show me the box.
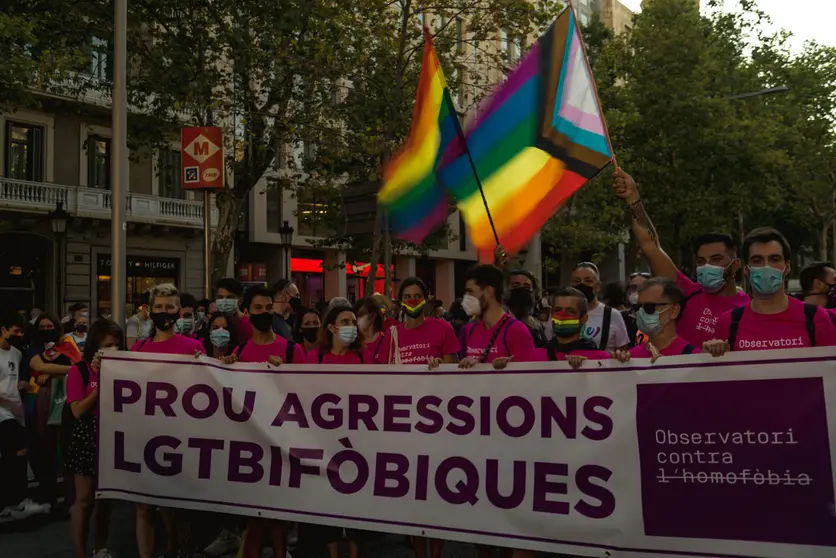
[567,0,618,169]
[423,26,500,248]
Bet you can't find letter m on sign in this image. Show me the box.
[194,142,209,157]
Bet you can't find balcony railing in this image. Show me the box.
[0,177,218,229]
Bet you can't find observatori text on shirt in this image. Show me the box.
[96,350,836,558]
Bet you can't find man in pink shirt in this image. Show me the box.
[215,278,252,342]
[228,287,297,365]
[458,264,536,369]
[537,287,611,367]
[704,227,836,356]
[613,169,749,347]
[613,277,699,363]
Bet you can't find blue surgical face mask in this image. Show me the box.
[175,318,194,334]
[210,328,231,347]
[696,264,727,293]
[337,326,358,345]
[748,266,785,296]
[216,299,238,314]
[636,306,671,338]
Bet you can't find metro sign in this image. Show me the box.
[181,126,224,190]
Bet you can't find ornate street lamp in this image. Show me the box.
[49,201,70,312]
[279,220,294,279]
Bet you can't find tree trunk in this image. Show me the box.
[821,221,829,262]
[210,187,245,285]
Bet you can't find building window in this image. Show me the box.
[158,149,184,199]
[500,29,517,63]
[87,135,111,189]
[87,37,110,80]
[297,188,335,237]
[580,12,590,26]
[4,121,45,182]
[266,186,282,233]
[459,212,467,252]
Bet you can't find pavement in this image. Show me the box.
[0,499,479,558]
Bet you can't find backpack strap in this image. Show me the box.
[78,361,90,388]
[286,341,296,364]
[727,306,746,351]
[359,352,364,364]
[318,351,324,364]
[803,303,818,347]
[599,306,612,351]
[136,338,149,351]
[372,335,385,361]
[459,322,476,359]
[682,344,695,355]
[235,341,248,359]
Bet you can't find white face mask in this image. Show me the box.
[461,294,482,317]
[628,292,639,306]
[357,315,373,332]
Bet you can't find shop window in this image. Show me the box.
[4,121,45,182]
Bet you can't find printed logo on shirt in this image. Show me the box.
[90,381,98,390]
[582,325,601,340]
[6,361,15,374]
[466,345,498,358]
[696,307,719,336]
[736,337,805,350]
[398,343,433,364]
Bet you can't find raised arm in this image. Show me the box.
[613,168,678,280]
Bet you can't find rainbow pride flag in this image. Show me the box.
[438,8,613,258]
[378,30,461,244]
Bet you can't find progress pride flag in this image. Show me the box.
[97,350,836,558]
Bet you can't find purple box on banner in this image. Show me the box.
[636,377,836,546]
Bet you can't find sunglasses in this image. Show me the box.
[639,302,671,315]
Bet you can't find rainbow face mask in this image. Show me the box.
[552,313,582,338]
[402,300,427,319]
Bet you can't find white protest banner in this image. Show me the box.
[97,349,836,558]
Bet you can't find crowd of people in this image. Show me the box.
[2,167,836,558]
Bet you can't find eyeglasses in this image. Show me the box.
[639,302,671,315]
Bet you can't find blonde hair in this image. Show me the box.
[149,283,180,309]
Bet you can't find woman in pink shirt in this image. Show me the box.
[66,318,123,558]
[354,297,388,363]
[388,277,458,369]
[307,305,366,365]
[202,312,240,359]
[614,277,699,363]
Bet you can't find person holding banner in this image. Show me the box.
[354,297,388,364]
[203,312,240,358]
[307,305,366,364]
[386,277,458,372]
[215,277,253,342]
[228,287,298,366]
[533,287,611,368]
[703,227,836,356]
[131,283,205,558]
[612,277,699,362]
[458,265,537,370]
[66,318,123,558]
[293,307,322,356]
[613,168,749,347]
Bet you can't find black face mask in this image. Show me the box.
[507,288,534,311]
[250,312,274,332]
[289,296,302,313]
[150,312,177,332]
[826,284,836,309]
[575,284,597,303]
[37,330,61,345]
[301,327,318,343]
[76,324,88,334]
[6,334,24,349]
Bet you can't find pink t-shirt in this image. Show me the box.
[237,314,253,342]
[364,333,389,364]
[462,315,536,363]
[306,350,365,365]
[714,296,836,351]
[234,337,294,363]
[676,270,749,347]
[630,336,700,358]
[66,362,98,414]
[382,319,459,365]
[131,334,206,355]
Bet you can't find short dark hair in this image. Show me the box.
[180,293,197,310]
[551,287,589,315]
[352,297,384,333]
[292,307,321,344]
[83,319,124,363]
[139,292,150,306]
[68,302,88,313]
[247,287,274,309]
[800,261,835,293]
[202,312,240,356]
[2,311,27,330]
[509,269,538,292]
[464,264,506,302]
[638,276,686,307]
[198,299,211,310]
[216,277,244,297]
[398,277,429,301]
[271,279,292,299]
[742,227,791,263]
[693,233,736,256]
[319,305,363,353]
